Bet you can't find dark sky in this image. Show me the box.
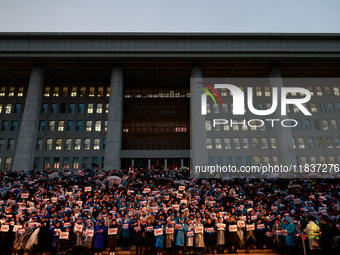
[0,0,339,33]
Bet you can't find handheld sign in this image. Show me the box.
[179,186,185,191]
[166,228,174,234]
[237,221,245,228]
[256,224,265,230]
[154,228,163,236]
[282,229,288,236]
[205,227,215,233]
[13,225,22,232]
[85,229,94,237]
[1,225,9,232]
[194,227,204,234]
[246,224,255,231]
[186,231,194,237]
[175,224,183,230]
[74,224,83,232]
[60,232,69,239]
[216,223,226,230]
[108,228,118,235]
[145,226,154,232]
[21,193,29,199]
[85,187,91,192]
[229,225,237,232]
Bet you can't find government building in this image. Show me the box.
[0,33,339,172]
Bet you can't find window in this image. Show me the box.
[5,104,11,114]
[4,158,11,169]
[86,121,92,131]
[224,138,231,149]
[256,87,262,96]
[14,103,21,113]
[74,139,81,150]
[46,139,53,150]
[41,103,48,113]
[313,120,320,130]
[43,157,50,169]
[34,138,43,150]
[304,120,311,130]
[73,157,79,169]
[207,138,212,149]
[94,138,100,150]
[55,139,62,150]
[234,138,240,149]
[325,137,333,148]
[87,103,94,113]
[243,138,249,149]
[316,87,322,96]
[0,104,2,113]
[98,87,104,97]
[261,138,268,149]
[84,139,91,150]
[307,137,314,149]
[69,103,75,113]
[7,138,15,150]
[334,137,340,148]
[292,138,296,148]
[301,156,307,165]
[89,87,95,97]
[317,137,324,148]
[216,156,223,167]
[82,157,89,169]
[80,87,86,97]
[106,87,110,97]
[66,120,73,131]
[96,103,103,113]
[293,105,300,113]
[258,103,264,110]
[223,124,229,131]
[320,156,326,164]
[63,157,70,169]
[222,103,228,113]
[263,157,270,166]
[60,103,66,113]
[252,138,259,149]
[205,120,211,131]
[53,87,59,97]
[48,120,55,131]
[226,156,232,166]
[95,121,101,131]
[102,138,106,149]
[0,87,5,96]
[53,157,60,169]
[334,87,339,96]
[310,103,317,113]
[310,156,317,165]
[322,120,329,130]
[328,103,334,113]
[213,104,219,113]
[298,138,305,149]
[271,138,276,149]
[264,87,270,96]
[105,103,109,113]
[50,103,57,113]
[295,120,302,130]
[206,103,210,114]
[58,121,64,131]
[71,87,77,97]
[273,156,278,166]
[331,120,338,130]
[78,103,84,113]
[65,139,72,150]
[329,156,335,164]
[1,120,8,131]
[320,103,326,113]
[10,120,18,131]
[44,87,50,97]
[254,156,261,166]
[325,87,330,95]
[76,120,83,131]
[62,87,68,97]
[0,139,5,149]
[235,156,242,169]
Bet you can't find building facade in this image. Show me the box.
[0,33,339,171]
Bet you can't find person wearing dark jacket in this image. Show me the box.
[226,216,239,254]
[145,218,155,255]
[204,218,215,254]
[108,219,120,255]
[320,217,333,255]
[134,219,144,254]
[0,221,14,255]
[37,221,49,254]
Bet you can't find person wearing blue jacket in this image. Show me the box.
[283,217,296,255]
[155,220,164,255]
[175,218,186,253]
[93,220,107,255]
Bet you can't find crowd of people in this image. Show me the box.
[0,168,339,255]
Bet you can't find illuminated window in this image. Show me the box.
[243,138,249,149]
[84,139,91,150]
[221,88,227,96]
[322,120,329,130]
[298,138,305,149]
[58,121,64,131]
[53,157,60,169]
[254,156,260,166]
[48,121,55,131]
[0,87,5,96]
[263,157,270,166]
[325,87,330,95]
[98,87,104,97]
[261,138,268,149]
[213,104,219,113]
[4,158,11,169]
[74,139,81,150]
[53,87,59,97]
[65,139,72,150]
[9,87,14,97]
[334,87,339,96]
[292,138,296,148]
[271,138,276,149]
[96,103,103,113]
[80,87,86,97]
[106,87,110,97]
[326,137,333,148]
[207,138,212,149]
[55,139,62,150]
[17,87,24,97]
[320,156,326,164]
[5,104,11,114]
[329,156,335,164]
[73,157,79,169]
[89,87,95,97]
[45,139,52,150]
[95,121,101,131]
[104,121,108,131]
[222,103,228,113]
[273,157,278,166]
[307,87,314,96]
[0,104,2,113]
[317,137,324,149]
[62,87,68,97]
[71,87,77,97]
[256,87,262,96]
[86,121,92,131]
[310,156,317,164]
[252,138,259,149]
[105,103,109,113]
[87,103,93,113]
[94,138,100,150]
[205,120,211,131]
[264,87,270,96]
[215,138,222,149]
[316,87,322,96]
[234,138,240,149]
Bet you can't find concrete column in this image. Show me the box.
[148,159,151,170]
[164,159,167,171]
[13,67,44,170]
[104,67,123,170]
[190,66,208,177]
[269,66,296,168]
[131,159,134,170]
[181,159,184,167]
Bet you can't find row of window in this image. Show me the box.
[208,155,339,168]
[0,103,21,114]
[0,121,18,132]
[124,88,191,99]
[0,87,24,97]
[0,138,15,150]
[206,102,340,114]
[38,120,107,132]
[207,137,340,150]
[41,103,109,114]
[35,138,106,151]
[206,119,339,131]
[43,87,110,98]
